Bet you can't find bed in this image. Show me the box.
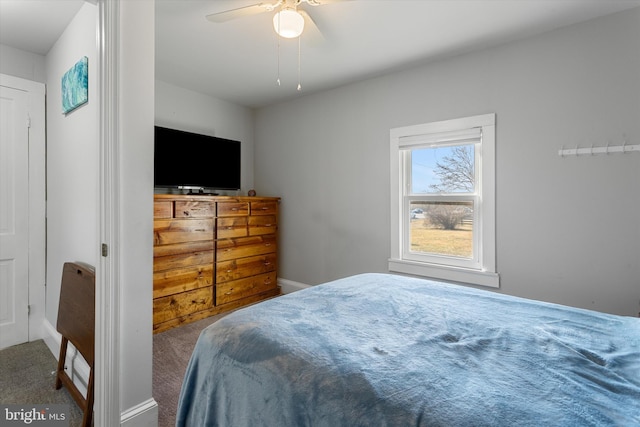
[176,273,640,426]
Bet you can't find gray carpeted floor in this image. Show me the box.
[0,312,230,427]
[0,339,85,426]
[153,312,229,427]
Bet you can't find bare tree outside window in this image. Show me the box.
[428,146,474,193]
[423,146,474,231]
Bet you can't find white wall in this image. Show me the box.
[119,0,156,422]
[0,43,46,83]
[155,80,255,194]
[44,0,156,422]
[254,8,640,317]
[45,2,99,325]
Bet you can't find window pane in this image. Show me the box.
[409,201,474,258]
[411,145,475,194]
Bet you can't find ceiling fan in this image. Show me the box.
[206,0,350,41]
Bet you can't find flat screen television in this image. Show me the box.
[154,126,241,192]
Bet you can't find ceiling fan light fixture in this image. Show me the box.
[273,8,305,38]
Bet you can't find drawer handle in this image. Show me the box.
[265,243,271,247]
[265,224,272,227]
[224,290,233,295]
[261,207,269,210]
[264,279,272,285]
[195,229,205,232]
[264,261,271,266]
[231,207,238,211]
[226,269,233,273]
[183,211,190,216]
[226,226,233,230]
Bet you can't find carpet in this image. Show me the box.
[153,312,231,427]
[0,339,85,426]
[0,311,230,427]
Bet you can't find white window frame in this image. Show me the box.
[389,114,499,288]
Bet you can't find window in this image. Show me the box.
[389,114,498,288]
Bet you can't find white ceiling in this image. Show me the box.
[0,0,85,55]
[2,0,639,108]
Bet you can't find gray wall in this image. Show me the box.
[254,8,640,317]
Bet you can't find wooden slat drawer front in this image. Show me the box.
[216,253,277,283]
[154,201,173,219]
[154,219,214,246]
[217,202,249,217]
[174,201,215,218]
[153,240,214,258]
[153,250,214,273]
[153,286,213,325]
[216,235,276,262]
[153,265,214,299]
[216,272,277,305]
[248,215,277,236]
[250,201,278,216]
[217,217,248,239]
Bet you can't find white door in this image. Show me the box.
[0,84,30,350]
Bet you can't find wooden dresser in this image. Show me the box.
[153,194,280,333]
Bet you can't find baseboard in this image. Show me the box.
[120,398,158,427]
[42,319,90,397]
[278,278,312,294]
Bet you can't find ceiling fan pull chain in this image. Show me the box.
[297,35,302,91]
[276,13,281,86]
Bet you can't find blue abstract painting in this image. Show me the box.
[61,56,88,114]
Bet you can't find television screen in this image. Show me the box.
[154,126,241,191]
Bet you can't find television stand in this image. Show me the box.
[187,190,219,196]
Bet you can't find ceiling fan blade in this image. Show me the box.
[304,0,356,6]
[206,3,275,23]
[299,9,325,45]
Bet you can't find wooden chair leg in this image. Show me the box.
[82,366,94,427]
[55,336,94,426]
[55,337,69,390]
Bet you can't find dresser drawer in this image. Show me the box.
[153,265,214,299]
[153,250,214,273]
[153,240,214,258]
[174,201,215,218]
[216,235,276,262]
[217,217,248,239]
[153,286,213,324]
[250,201,278,216]
[248,215,277,236]
[217,202,249,217]
[216,272,277,305]
[154,201,173,219]
[216,253,277,283]
[154,218,214,246]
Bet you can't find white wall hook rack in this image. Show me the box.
[558,142,639,157]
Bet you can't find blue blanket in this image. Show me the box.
[176,273,640,426]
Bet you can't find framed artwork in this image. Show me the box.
[61,56,88,114]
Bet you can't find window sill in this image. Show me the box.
[388,258,499,288]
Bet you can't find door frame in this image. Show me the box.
[96,1,157,425]
[0,73,46,346]
[95,0,121,425]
